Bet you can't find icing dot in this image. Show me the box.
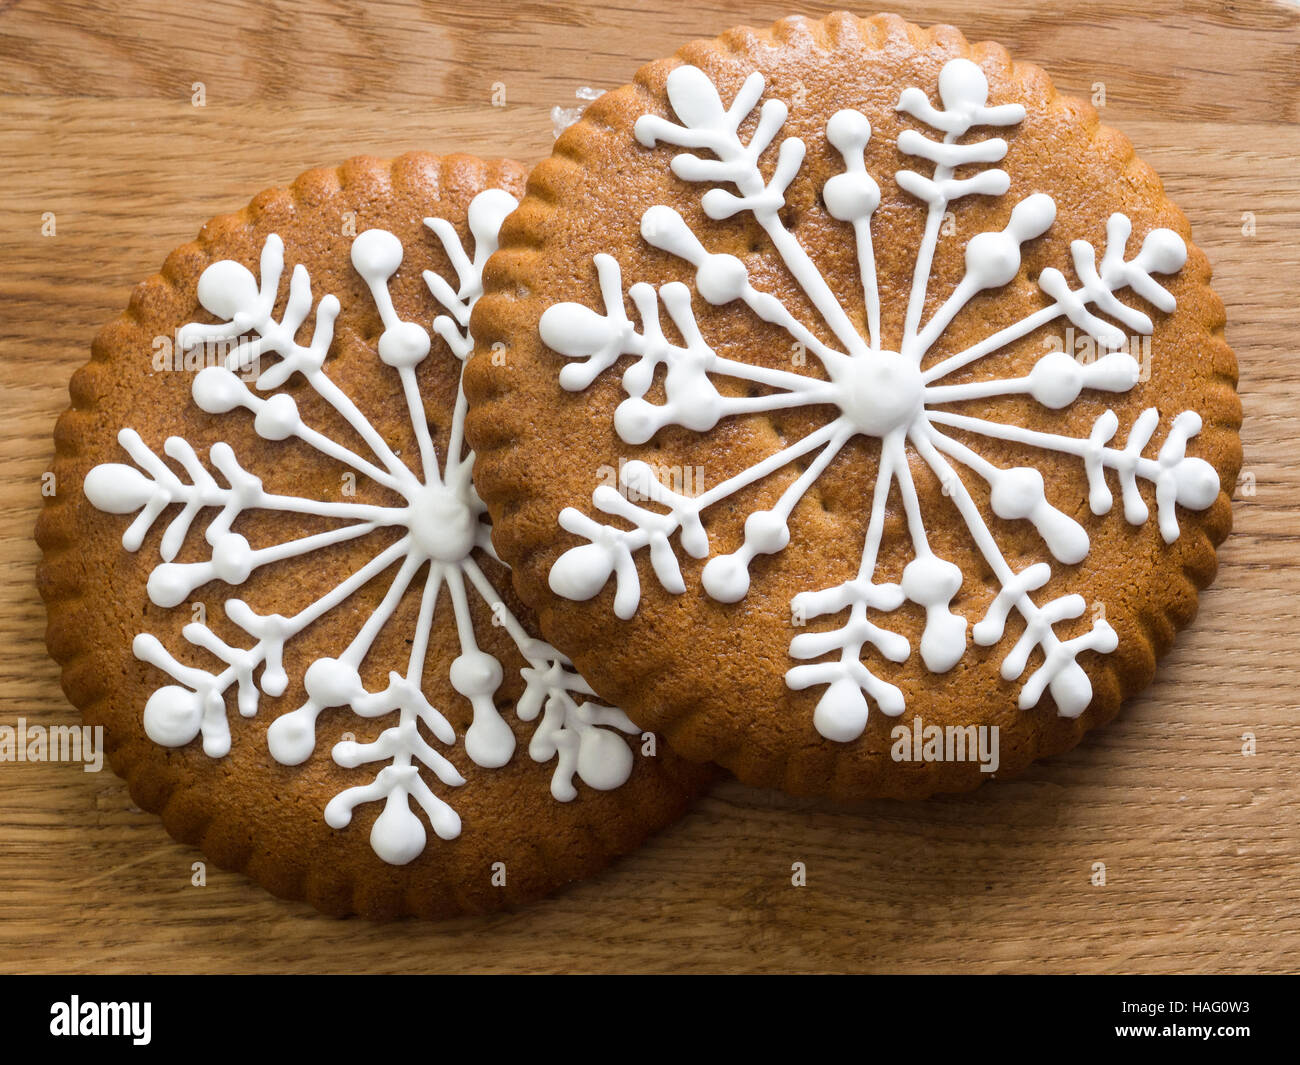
[919,610,968,673]
[191,366,248,414]
[826,108,871,153]
[302,657,363,706]
[701,553,750,602]
[613,396,662,445]
[549,543,617,601]
[253,392,300,440]
[575,726,634,793]
[937,57,989,112]
[989,467,1045,520]
[142,685,203,747]
[696,253,748,304]
[619,459,661,496]
[84,463,153,513]
[408,483,477,562]
[744,509,790,554]
[875,684,906,717]
[831,349,924,437]
[965,195,1054,290]
[449,650,503,698]
[964,229,1022,289]
[824,171,880,222]
[641,204,693,251]
[465,709,515,768]
[812,677,870,742]
[211,533,254,585]
[196,260,258,320]
[1174,457,1220,509]
[1048,661,1095,717]
[378,320,431,368]
[267,708,319,766]
[1028,350,1085,408]
[331,738,365,769]
[540,301,621,359]
[1008,194,1056,240]
[369,798,426,866]
[350,228,404,277]
[1088,352,1141,391]
[664,65,727,130]
[1139,228,1188,274]
[466,188,518,250]
[147,564,192,609]
[901,554,962,605]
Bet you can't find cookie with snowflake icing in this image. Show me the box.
[35,153,714,918]
[465,13,1242,798]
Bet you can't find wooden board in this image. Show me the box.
[1,0,1297,974]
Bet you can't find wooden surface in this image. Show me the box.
[1,0,1297,974]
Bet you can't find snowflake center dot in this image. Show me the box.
[831,349,924,437]
[408,482,476,562]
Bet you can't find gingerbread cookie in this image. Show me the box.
[36,153,714,918]
[465,13,1241,797]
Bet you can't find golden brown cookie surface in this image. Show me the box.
[466,13,1241,798]
[36,152,714,919]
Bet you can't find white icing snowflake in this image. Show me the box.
[85,189,640,865]
[541,59,1221,742]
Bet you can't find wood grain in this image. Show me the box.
[1,0,1297,974]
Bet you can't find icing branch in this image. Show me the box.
[326,708,465,865]
[891,437,969,672]
[895,57,1027,358]
[176,234,331,381]
[786,438,909,741]
[1041,214,1186,348]
[133,632,257,759]
[911,429,1117,716]
[549,421,844,616]
[782,432,970,738]
[926,427,1091,564]
[922,215,1189,383]
[352,228,439,482]
[698,422,853,602]
[265,541,425,765]
[144,521,380,610]
[924,349,1141,409]
[518,664,639,802]
[189,366,405,492]
[178,236,420,494]
[461,556,638,800]
[422,188,517,359]
[443,563,513,769]
[541,251,838,444]
[927,407,1219,543]
[325,567,465,866]
[824,108,883,350]
[550,460,709,618]
[909,194,1056,359]
[85,429,402,568]
[633,66,800,220]
[634,64,869,357]
[130,534,413,757]
[638,204,849,373]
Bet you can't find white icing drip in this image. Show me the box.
[87,189,640,864]
[542,58,1219,740]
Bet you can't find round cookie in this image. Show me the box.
[465,13,1242,798]
[36,153,714,919]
